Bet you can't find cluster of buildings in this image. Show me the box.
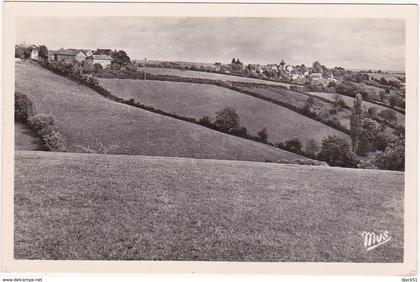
[21,44,113,68]
[50,48,113,68]
[210,59,336,83]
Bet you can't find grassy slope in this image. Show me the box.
[143,67,295,88]
[99,78,350,148]
[15,62,302,162]
[307,91,405,126]
[15,122,43,151]
[15,150,404,262]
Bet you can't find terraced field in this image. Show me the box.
[142,67,295,88]
[99,78,351,148]
[15,62,302,162]
[15,151,404,262]
[307,92,405,126]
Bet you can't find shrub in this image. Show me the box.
[374,138,405,171]
[29,113,55,132]
[284,138,303,154]
[28,113,66,152]
[198,116,212,126]
[257,128,268,142]
[15,92,34,122]
[42,127,66,151]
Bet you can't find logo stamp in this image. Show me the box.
[361,231,391,251]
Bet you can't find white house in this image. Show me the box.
[86,54,113,68]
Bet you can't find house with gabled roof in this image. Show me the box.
[55,48,93,64]
[86,54,113,68]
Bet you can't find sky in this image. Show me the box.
[16,17,405,71]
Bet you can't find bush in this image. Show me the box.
[378,109,397,123]
[29,113,55,132]
[374,138,405,171]
[284,138,303,154]
[317,135,357,168]
[28,113,66,152]
[15,92,34,122]
[42,127,66,151]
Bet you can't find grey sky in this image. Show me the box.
[16,17,405,71]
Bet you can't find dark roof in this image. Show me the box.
[48,50,58,56]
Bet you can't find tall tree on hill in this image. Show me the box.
[350,93,363,152]
[312,61,322,73]
[110,50,131,66]
[38,45,48,61]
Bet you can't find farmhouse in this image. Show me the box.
[86,54,113,68]
[55,49,93,64]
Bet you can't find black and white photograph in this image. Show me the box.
[2,1,417,277]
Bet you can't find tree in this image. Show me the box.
[378,109,397,123]
[257,128,268,142]
[214,107,240,133]
[284,138,302,153]
[350,93,363,152]
[312,61,322,73]
[110,50,131,67]
[38,45,48,60]
[317,135,357,167]
[357,117,384,155]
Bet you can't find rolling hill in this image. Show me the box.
[98,78,351,148]
[15,61,302,162]
[15,150,404,262]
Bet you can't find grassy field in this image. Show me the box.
[15,150,404,262]
[99,78,350,148]
[15,61,302,162]
[142,67,295,88]
[307,91,405,126]
[232,83,353,132]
